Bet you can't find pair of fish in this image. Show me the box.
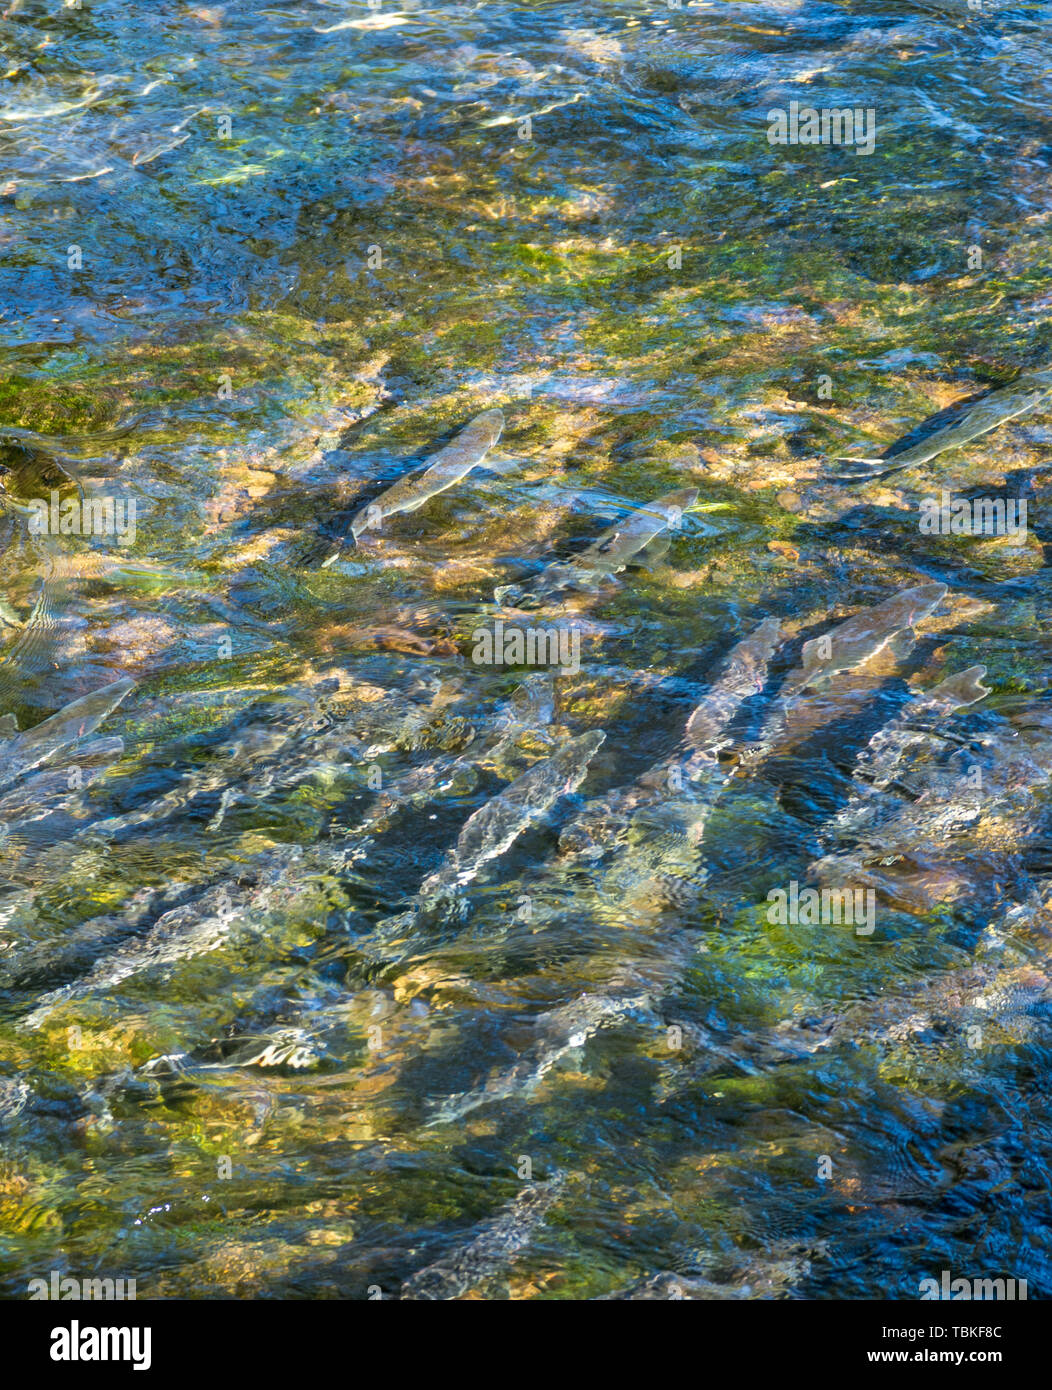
[779,582,947,699]
[318,406,708,611]
[653,877,1052,1113]
[738,581,948,767]
[321,408,505,564]
[569,581,939,861]
[832,365,1052,480]
[494,486,702,606]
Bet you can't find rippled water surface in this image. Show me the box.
[1,0,1052,1300]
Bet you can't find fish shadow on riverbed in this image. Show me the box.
[798,469,1052,570]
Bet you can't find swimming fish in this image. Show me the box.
[321,407,505,563]
[832,367,1052,479]
[357,730,606,968]
[811,701,1052,886]
[400,1172,567,1299]
[18,845,336,1028]
[829,665,989,804]
[780,583,947,699]
[428,992,656,1125]
[684,617,784,753]
[559,618,783,859]
[418,729,606,898]
[0,678,135,797]
[495,486,700,604]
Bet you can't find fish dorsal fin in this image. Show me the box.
[927,665,990,711]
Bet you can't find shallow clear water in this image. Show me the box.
[1,0,1052,1300]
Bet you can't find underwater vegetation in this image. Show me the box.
[1,0,1052,1306]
